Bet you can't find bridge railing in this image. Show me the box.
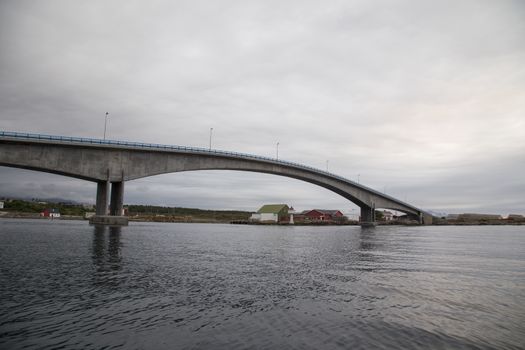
[0,130,417,210]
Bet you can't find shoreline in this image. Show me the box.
[1,214,524,226]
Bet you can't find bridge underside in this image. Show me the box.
[90,173,429,225]
[0,137,432,225]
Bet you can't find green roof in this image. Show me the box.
[257,204,289,214]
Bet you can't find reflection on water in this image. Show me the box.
[0,220,524,350]
[359,227,379,251]
[92,226,122,272]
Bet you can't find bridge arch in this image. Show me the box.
[0,132,431,224]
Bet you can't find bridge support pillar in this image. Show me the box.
[96,180,109,215]
[422,212,433,225]
[110,181,125,216]
[360,205,376,227]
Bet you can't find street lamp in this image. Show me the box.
[357,174,360,184]
[209,127,213,150]
[103,112,109,140]
[326,160,329,172]
[276,142,280,160]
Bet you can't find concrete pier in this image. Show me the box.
[95,180,125,226]
[96,180,109,215]
[110,181,124,216]
[89,215,128,226]
[360,205,376,227]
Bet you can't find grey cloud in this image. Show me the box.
[1,0,524,215]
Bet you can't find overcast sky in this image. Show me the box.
[1,0,524,215]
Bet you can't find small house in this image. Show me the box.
[303,209,343,222]
[41,208,60,218]
[250,204,289,223]
[381,210,394,221]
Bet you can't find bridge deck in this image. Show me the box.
[0,130,428,220]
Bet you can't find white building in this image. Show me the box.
[41,208,61,218]
[250,212,279,222]
[382,210,394,221]
[288,206,296,224]
[250,204,289,223]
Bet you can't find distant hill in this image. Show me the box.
[426,210,448,218]
[0,195,83,205]
[126,204,251,223]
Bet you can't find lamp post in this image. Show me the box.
[357,174,360,184]
[326,160,329,172]
[209,127,213,150]
[103,112,109,140]
[276,142,280,160]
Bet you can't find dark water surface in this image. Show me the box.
[0,219,524,349]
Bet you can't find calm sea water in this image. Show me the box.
[0,219,524,350]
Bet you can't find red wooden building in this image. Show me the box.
[303,209,343,222]
[41,208,61,218]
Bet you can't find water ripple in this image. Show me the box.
[1,220,524,349]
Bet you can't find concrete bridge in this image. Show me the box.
[0,131,432,225]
